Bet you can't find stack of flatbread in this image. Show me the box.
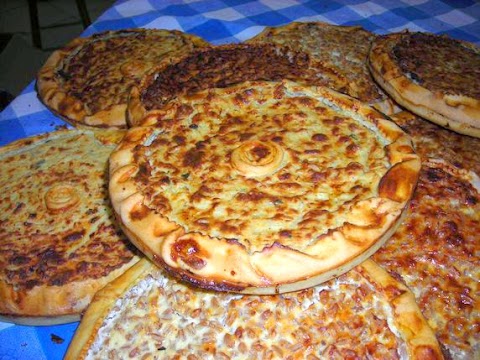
[0,21,478,359]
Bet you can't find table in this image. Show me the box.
[0,0,479,359]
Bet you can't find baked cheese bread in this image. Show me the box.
[127,43,354,126]
[248,21,398,115]
[110,80,420,294]
[36,28,209,129]
[0,129,140,324]
[65,258,442,360]
[369,31,480,137]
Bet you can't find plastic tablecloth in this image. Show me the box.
[0,0,479,359]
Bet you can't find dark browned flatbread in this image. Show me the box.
[0,129,140,324]
[369,32,480,137]
[37,28,209,129]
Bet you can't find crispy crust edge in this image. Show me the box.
[64,258,154,360]
[36,36,88,125]
[112,81,421,293]
[0,258,139,324]
[36,28,209,129]
[359,260,444,360]
[369,32,480,138]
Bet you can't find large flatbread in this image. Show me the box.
[37,28,209,129]
[373,111,480,359]
[0,129,140,324]
[110,79,420,294]
[127,43,354,126]
[369,31,480,137]
[65,258,442,359]
[248,21,397,115]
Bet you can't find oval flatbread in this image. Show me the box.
[127,43,354,126]
[65,258,442,359]
[0,129,140,324]
[248,21,398,115]
[369,31,480,137]
[110,80,420,294]
[36,28,209,129]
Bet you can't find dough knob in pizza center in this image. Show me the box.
[231,140,285,177]
[45,184,80,213]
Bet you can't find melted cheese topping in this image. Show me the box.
[61,30,206,114]
[86,268,406,359]
[0,131,137,290]
[392,32,480,98]
[374,162,480,360]
[376,113,480,358]
[250,22,388,104]
[133,82,390,252]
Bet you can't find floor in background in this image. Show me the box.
[0,0,116,98]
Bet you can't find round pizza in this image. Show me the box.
[369,31,480,138]
[65,258,442,359]
[110,79,420,294]
[247,21,398,115]
[373,111,480,359]
[0,129,140,324]
[36,28,209,129]
[126,43,354,126]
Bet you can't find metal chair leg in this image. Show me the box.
[27,0,42,49]
[75,0,91,28]
[27,0,91,49]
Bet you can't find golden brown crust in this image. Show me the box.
[0,261,136,324]
[66,259,442,359]
[64,259,153,360]
[358,260,443,360]
[111,80,420,294]
[248,21,398,114]
[0,129,140,323]
[127,43,354,127]
[369,32,480,137]
[36,28,209,129]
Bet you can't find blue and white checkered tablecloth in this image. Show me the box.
[0,0,478,359]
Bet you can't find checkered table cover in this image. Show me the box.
[0,0,479,359]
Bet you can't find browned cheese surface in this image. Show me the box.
[374,113,480,359]
[0,132,137,292]
[60,30,205,114]
[249,22,389,104]
[392,32,480,98]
